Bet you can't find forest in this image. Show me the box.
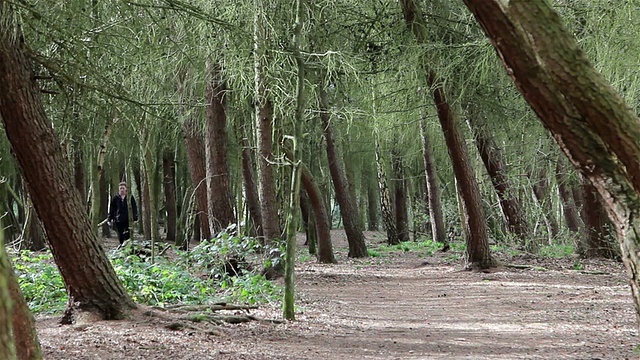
[1,0,640,358]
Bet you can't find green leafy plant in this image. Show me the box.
[12,252,66,314]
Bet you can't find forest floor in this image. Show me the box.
[36,230,638,359]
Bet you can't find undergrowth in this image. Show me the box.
[12,232,283,314]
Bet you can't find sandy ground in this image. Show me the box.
[36,231,638,359]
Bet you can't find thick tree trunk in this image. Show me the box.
[463,0,640,326]
[205,61,236,233]
[419,117,448,249]
[0,8,136,321]
[254,0,281,244]
[466,113,533,250]
[392,151,410,242]
[163,149,177,242]
[73,147,86,208]
[318,86,367,257]
[182,121,211,241]
[401,0,494,269]
[240,124,264,238]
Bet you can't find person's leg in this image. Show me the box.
[122,221,130,241]
[115,222,126,245]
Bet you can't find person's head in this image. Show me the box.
[119,182,128,197]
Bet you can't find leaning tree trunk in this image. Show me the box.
[163,149,177,242]
[254,0,281,245]
[299,163,336,264]
[205,61,236,233]
[401,0,495,269]
[0,6,136,321]
[466,112,533,250]
[419,116,449,250]
[463,0,640,327]
[318,85,367,257]
[392,150,410,242]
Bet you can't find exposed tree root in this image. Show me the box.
[139,303,283,336]
[505,264,548,271]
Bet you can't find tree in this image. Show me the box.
[419,115,449,250]
[0,228,17,360]
[318,84,368,257]
[400,0,495,269]
[205,61,236,233]
[462,0,640,327]
[0,3,136,321]
[466,110,533,250]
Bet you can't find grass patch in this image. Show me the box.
[539,244,574,258]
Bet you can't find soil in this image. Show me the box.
[37,231,638,359]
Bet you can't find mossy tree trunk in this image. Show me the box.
[463,0,640,327]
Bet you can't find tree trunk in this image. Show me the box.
[466,112,533,250]
[299,163,336,263]
[362,164,378,231]
[73,146,86,208]
[177,67,211,242]
[205,61,236,234]
[163,149,177,242]
[254,0,281,245]
[392,151,410,242]
[140,154,152,241]
[318,85,367,257]
[240,124,264,238]
[419,116,448,250]
[463,0,640,325]
[401,0,495,269]
[5,229,42,360]
[0,8,136,321]
[556,155,584,251]
[582,176,617,258]
[0,228,17,360]
[99,171,110,237]
[530,167,560,240]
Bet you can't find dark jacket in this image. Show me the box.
[108,194,138,223]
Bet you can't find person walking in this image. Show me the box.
[108,182,138,245]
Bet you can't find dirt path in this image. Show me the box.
[38,231,638,359]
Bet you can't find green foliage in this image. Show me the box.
[539,244,575,259]
[11,252,66,314]
[12,232,283,313]
[367,249,383,257]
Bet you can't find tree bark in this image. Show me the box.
[419,117,448,249]
[254,0,281,244]
[163,149,177,242]
[463,0,640,325]
[392,151,410,242]
[299,163,336,263]
[318,85,367,257]
[581,176,616,258]
[362,164,378,231]
[401,0,495,269]
[0,6,136,321]
[0,228,17,360]
[240,124,264,238]
[6,233,42,360]
[205,61,236,233]
[556,155,584,251]
[466,112,533,250]
[530,167,560,240]
[73,146,86,208]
